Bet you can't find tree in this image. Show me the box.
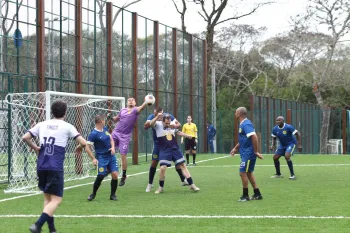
[171,0,272,72]
[295,0,350,153]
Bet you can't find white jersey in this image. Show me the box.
[29,119,80,171]
[152,121,179,151]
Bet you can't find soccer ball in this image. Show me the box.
[145,94,155,106]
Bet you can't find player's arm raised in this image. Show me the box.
[137,99,149,114]
[149,112,163,127]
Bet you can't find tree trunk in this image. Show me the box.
[313,87,330,153]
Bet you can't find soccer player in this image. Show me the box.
[22,100,90,233]
[144,107,188,193]
[110,97,149,186]
[149,113,200,194]
[230,107,263,202]
[78,114,119,201]
[181,115,198,165]
[207,121,216,153]
[270,116,302,180]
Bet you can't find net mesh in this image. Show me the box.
[4,91,124,193]
[0,106,8,183]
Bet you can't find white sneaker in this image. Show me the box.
[190,184,200,192]
[146,184,153,192]
[289,175,296,180]
[181,180,189,186]
[155,187,164,194]
[271,174,284,178]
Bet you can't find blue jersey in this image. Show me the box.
[152,121,179,152]
[146,113,175,144]
[207,125,216,139]
[87,126,112,157]
[272,123,297,148]
[238,119,256,160]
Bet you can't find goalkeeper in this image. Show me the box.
[77,114,119,201]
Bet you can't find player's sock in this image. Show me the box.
[186,154,189,164]
[193,154,196,164]
[176,168,185,182]
[47,216,56,232]
[243,188,249,196]
[122,170,127,178]
[186,177,193,185]
[149,167,157,184]
[110,179,118,195]
[287,160,294,176]
[93,174,104,194]
[274,160,281,175]
[159,180,165,188]
[254,188,261,196]
[35,212,50,228]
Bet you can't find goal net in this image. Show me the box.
[4,91,124,193]
[327,139,343,154]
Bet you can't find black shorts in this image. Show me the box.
[37,170,64,197]
[185,137,197,151]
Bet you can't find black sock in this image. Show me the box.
[110,179,118,195]
[176,168,185,182]
[254,188,261,196]
[193,154,196,163]
[47,216,56,232]
[159,180,164,188]
[186,154,189,164]
[287,160,294,176]
[149,167,157,184]
[243,188,248,196]
[187,177,193,185]
[122,170,127,178]
[274,159,281,175]
[35,212,50,228]
[93,175,104,195]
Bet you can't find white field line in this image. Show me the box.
[0,155,230,203]
[0,214,348,219]
[187,164,350,168]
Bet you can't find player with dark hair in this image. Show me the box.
[230,107,263,202]
[270,116,302,180]
[22,100,91,233]
[144,107,188,193]
[78,114,119,201]
[181,115,198,165]
[110,97,149,186]
[149,113,200,194]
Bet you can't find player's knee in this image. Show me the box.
[239,172,246,177]
[111,172,118,180]
[273,155,279,161]
[151,160,158,168]
[97,174,105,181]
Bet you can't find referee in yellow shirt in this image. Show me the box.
[181,115,198,165]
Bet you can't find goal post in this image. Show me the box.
[4,91,125,193]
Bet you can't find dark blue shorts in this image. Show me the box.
[152,144,160,161]
[159,149,185,167]
[37,170,64,197]
[276,144,296,156]
[239,158,256,173]
[97,155,118,175]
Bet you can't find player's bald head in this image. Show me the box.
[236,107,248,116]
[275,116,284,126]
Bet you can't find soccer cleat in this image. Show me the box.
[289,175,296,180]
[146,184,153,192]
[192,163,197,166]
[50,232,58,233]
[119,177,126,186]
[181,180,189,186]
[110,194,118,201]
[190,184,200,192]
[238,195,250,202]
[29,223,41,233]
[87,193,96,201]
[270,174,283,178]
[250,194,263,200]
[186,163,190,166]
[154,187,164,194]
